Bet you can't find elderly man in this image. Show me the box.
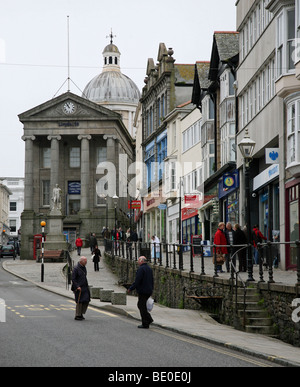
[71,256,91,321]
[128,256,154,329]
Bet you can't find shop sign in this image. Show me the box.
[184,194,202,208]
[265,148,279,164]
[181,208,198,221]
[128,200,141,209]
[218,170,239,199]
[253,164,279,191]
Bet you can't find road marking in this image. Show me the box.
[150,328,274,368]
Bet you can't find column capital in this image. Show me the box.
[78,134,92,141]
[22,135,36,141]
[103,134,117,141]
[47,135,62,141]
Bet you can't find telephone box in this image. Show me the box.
[33,234,43,260]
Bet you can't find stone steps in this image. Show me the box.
[236,287,276,336]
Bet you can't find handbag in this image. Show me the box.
[215,252,225,265]
[146,297,154,312]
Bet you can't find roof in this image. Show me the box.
[191,61,211,108]
[209,32,239,80]
[174,64,195,84]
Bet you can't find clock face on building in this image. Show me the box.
[63,101,76,115]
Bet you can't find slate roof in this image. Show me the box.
[174,64,195,84]
[209,31,239,80]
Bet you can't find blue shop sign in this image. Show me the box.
[68,181,81,194]
[218,170,239,199]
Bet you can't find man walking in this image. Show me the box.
[71,256,91,321]
[128,256,154,329]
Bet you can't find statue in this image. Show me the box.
[51,184,62,211]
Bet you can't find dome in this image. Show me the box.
[83,70,140,104]
[82,37,140,105]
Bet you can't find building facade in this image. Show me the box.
[139,43,194,242]
[0,183,11,245]
[235,0,300,270]
[192,32,239,241]
[19,91,135,259]
[0,177,24,240]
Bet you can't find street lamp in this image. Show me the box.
[40,221,46,282]
[238,128,256,281]
[113,195,119,228]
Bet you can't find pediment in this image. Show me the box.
[19,92,121,122]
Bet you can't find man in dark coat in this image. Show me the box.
[71,256,91,320]
[128,256,154,329]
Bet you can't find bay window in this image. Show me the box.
[276,7,295,77]
[286,94,300,170]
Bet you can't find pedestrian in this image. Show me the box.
[151,235,160,259]
[213,222,228,273]
[75,236,83,256]
[71,256,91,321]
[224,222,235,273]
[128,256,154,329]
[233,223,248,272]
[252,225,267,264]
[92,245,101,271]
[90,232,98,253]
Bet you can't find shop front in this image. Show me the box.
[285,178,300,269]
[143,191,166,243]
[181,207,200,250]
[253,164,280,242]
[218,170,239,225]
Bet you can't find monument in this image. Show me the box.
[44,184,69,251]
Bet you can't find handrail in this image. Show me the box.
[103,238,300,288]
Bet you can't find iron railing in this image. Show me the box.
[104,238,300,289]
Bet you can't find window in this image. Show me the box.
[42,180,50,206]
[9,220,16,233]
[286,96,300,168]
[97,147,107,165]
[157,137,167,180]
[43,148,51,168]
[276,7,295,77]
[70,147,80,168]
[10,202,17,211]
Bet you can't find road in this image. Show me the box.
[0,260,280,370]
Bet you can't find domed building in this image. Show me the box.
[83,35,140,138]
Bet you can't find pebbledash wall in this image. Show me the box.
[105,252,300,347]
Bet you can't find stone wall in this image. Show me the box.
[105,253,300,347]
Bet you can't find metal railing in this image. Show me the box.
[104,238,300,289]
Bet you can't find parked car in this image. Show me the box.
[7,240,20,255]
[0,245,16,259]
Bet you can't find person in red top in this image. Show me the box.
[252,225,267,264]
[213,222,228,273]
[75,236,83,256]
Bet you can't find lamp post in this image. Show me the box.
[113,195,119,229]
[40,221,46,282]
[238,128,256,282]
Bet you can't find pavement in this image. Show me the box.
[2,247,300,367]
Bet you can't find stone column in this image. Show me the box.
[103,135,117,209]
[78,134,92,211]
[21,135,36,210]
[47,135,61,200]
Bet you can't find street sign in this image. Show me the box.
[128,200,141,209]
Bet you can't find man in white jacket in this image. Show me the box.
[151,235,160,259]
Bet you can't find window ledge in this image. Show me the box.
[286,162,300,178]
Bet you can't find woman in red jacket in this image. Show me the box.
[75,236,83,256]
[213,222,228,273]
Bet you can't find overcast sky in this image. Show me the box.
[0,0,236,177]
